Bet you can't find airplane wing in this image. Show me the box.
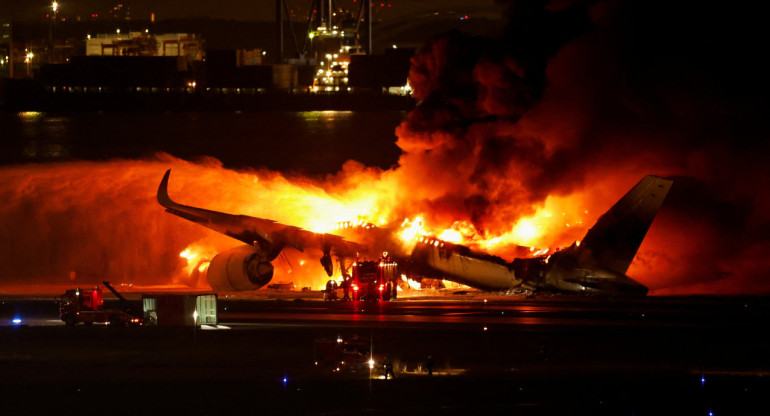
[157,169,361,261]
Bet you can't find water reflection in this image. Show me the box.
[298,111,355,136]
[1,111,404,173]
[15,112,72,161]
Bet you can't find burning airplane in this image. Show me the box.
[158,169,671,296]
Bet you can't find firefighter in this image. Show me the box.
[341,278,351,302]
[383,356,395,379]
[324,280,334,301]
[426,355,435,376]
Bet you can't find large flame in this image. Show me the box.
[3,2,769,296]
[1,153,759,294]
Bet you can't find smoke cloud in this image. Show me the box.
[2,0,769,295]
[389,0,770,294]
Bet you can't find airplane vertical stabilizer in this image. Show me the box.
[578,176,673,275]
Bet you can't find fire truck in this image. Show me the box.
[350,254,398,301]
[58,281,142,327]
[314,334,386,374]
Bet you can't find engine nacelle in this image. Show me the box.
[207,245,274,291]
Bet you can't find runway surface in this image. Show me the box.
[1,293,769,415]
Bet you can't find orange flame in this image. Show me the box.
[0,155,700,293]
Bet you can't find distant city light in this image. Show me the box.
[52,2,58,13]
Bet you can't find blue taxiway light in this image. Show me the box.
[12,317,22,325]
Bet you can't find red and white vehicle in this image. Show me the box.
[58,283,142,327]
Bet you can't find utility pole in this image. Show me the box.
[275,0,301,63]
[276,0,284,63]
[51,2,58,44]
[364,0,371,54]
[7,23,13,78]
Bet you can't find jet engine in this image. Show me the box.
[207,245,274,291]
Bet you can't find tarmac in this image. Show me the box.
[1,292,769,415]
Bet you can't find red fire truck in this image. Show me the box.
[350,254,398,301]
[58,281,142,327]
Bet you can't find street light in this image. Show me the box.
[50,2,59,44]
[25,51,33,77]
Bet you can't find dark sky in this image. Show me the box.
[0,0,502,21]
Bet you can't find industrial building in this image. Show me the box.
[1,1,417,110]
[85,31,204,61]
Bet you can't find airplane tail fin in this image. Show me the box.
[578,175,673,275]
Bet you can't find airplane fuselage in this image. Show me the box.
[409,243,518,291]
[411,242,648,296]
[158,171,671,296]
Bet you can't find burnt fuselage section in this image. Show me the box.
[411,241,648,296]
[514,246,648,296]
[409,242,518,291]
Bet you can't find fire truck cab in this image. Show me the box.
[58,285,141,327]
[350,254,398,301]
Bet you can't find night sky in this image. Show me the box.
[0,0,501,21]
